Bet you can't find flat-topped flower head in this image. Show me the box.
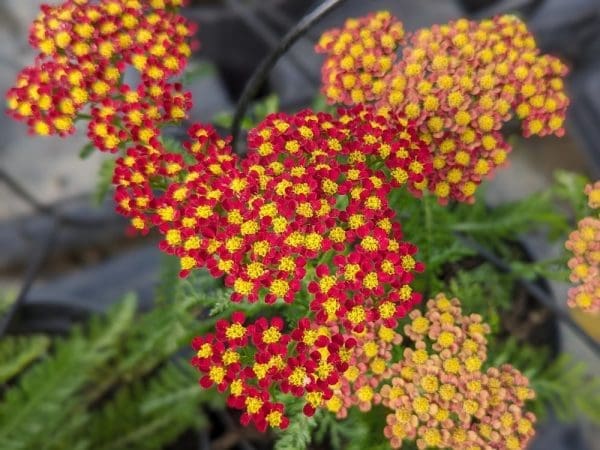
[317,13,569,204]
[316,11,405,104]
[147,108,425,313]
[379,294,535,449]
[6,0,194,139]
[191,312,357,430]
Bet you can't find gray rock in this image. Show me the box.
[26,245,162,314]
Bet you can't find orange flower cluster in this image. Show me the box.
[6,0,193,145]
[380,294,536,450]
[317,14,569,203]
[565,182,600,313]
[325,320,403,418]
[317,11,405,104]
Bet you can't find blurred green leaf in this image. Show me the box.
[78,142,95,160]
[178,60,216,86]
[94,158,115,205]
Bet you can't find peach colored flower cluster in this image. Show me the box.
[380,294,536,449]
[317,14,569,204]
[325,320,403,418]
[565,182,600,313]
[585,181,600,209]
[321,294,536,449]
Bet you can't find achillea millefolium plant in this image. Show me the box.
[4,1,599,449]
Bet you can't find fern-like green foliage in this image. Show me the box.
[313,410,371,450]
[154,255,182,305]
[0,295,136,450]
[390,174,575,298]
[88,268,222,401]
[552,170,592,220]
[448,262,512,332]
[84,362,211,450]
[0,262,239,450]
[0,335,49,383]
[451,190,568,242]
[274,410,316,450]
[533,355,600,423]
[390,189,475,294]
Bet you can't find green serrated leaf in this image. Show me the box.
[0,335,50,383]
[87,362,207,450]
[451,192,568,238]
[0,295,137,450]
[274,411,316,450]
[553,170,591,219]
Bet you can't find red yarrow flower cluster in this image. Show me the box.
[145,108,427,331]
[565,182,600,313]
[6,0,194,142]
[191,312,359,430]
[182,107,431,430]
[316,13,569,204]
[112,123,229,235]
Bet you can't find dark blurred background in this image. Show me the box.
[0,1,599,449]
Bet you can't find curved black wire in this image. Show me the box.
[230,0,348,152]
[224,0,320,87]
[0,220,59,338]
[456,232,600,357]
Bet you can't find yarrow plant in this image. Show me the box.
[6,2,598,449]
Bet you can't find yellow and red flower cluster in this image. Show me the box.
[191,313,358,430]
[565,181,600,313]
[140,107,429,318]
[317,11,405,105]
[317,13,569,203]
[6,0,193,146]
[181,107,433,429]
